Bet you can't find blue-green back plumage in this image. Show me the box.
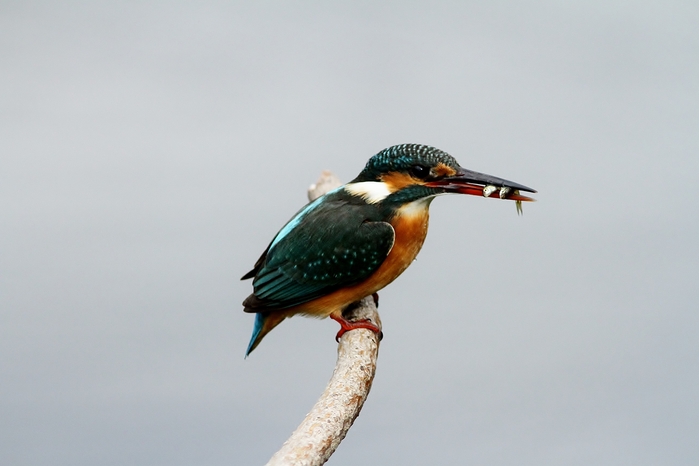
[242,190,395,312]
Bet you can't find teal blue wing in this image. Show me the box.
[242,198,394,311]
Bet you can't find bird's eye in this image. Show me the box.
[410,165,430,179]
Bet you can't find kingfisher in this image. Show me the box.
[242,144,536,356]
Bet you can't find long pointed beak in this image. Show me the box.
[425,167,537,202]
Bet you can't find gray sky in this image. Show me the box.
[2,2,698,465]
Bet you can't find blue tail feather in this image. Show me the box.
[245,313,266,358]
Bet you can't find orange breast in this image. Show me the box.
[295,198,433,318]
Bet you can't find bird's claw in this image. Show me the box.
[333,318,383,342]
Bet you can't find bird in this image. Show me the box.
[241,144,536,356]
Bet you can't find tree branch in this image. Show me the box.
[264,171,382,466]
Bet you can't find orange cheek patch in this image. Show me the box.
[380,172,422,191]
[433,163,457,178]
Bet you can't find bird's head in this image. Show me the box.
[346,144,536,206]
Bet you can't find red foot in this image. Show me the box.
[330,314,383,342]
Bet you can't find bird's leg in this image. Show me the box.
[330,308,383,342]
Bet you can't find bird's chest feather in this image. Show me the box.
[372,198,432,287]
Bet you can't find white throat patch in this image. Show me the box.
[344,181,392,204]
[396,196,435,217]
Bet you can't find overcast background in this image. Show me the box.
[2,2,698,465]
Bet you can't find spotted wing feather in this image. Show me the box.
[243,199,394,312]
